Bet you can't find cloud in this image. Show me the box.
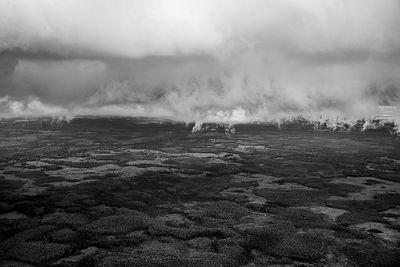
[2,0,399,60]
[0,0,222,58]
[0,52,18,95]
[0,0,399,122]
[12,59,108,104]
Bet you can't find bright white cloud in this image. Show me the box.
[1,0,399,58]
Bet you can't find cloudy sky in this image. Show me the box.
[0,0,399,122]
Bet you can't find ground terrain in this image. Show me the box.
[0,118,400,266]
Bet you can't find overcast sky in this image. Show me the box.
[1,0,399,121]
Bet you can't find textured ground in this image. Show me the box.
[0,118,400,266]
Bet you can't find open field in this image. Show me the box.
[1,118,400,266]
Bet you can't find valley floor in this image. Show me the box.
[1,118,400,266]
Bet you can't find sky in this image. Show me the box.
[0,0,400,122]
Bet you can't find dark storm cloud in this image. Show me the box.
[0,0,400,122]
[0,52,18,77]
[0,52,18,99]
